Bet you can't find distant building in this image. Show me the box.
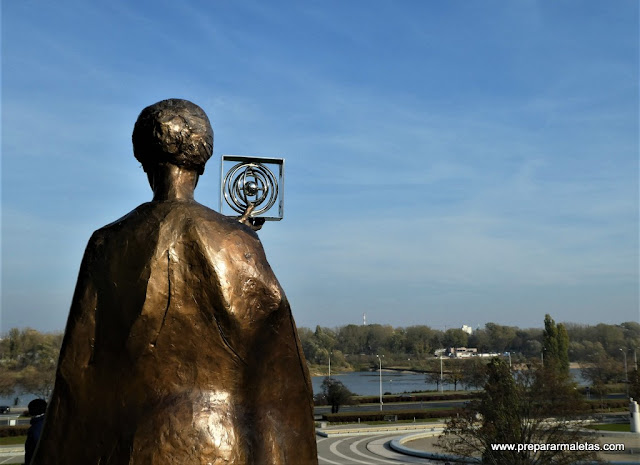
[461,325,473,335]
[447,347,478,358]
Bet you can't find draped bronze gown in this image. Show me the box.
[32,199,318,464]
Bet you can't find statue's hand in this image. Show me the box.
[238,204,265,231]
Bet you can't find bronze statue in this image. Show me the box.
[32,99,318,464]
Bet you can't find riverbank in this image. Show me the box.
[309,361,583,375]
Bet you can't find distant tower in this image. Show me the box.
[363,313,367,326]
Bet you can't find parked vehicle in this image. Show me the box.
[0,406,10,414]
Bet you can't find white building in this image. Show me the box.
[447,347,478,358]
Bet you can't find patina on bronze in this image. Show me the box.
[32,99,318,464]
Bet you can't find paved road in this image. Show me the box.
[2,432,438,465]
[317,431,440,465]
[0,446,23,465]
[2,436,428,465]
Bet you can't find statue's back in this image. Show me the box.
[32,100,317,464]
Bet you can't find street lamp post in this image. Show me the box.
[620,348,629,397]
[440,356,444,393]
[328,352,331,379]
[376,354,384,411]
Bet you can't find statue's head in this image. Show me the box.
[132,99,213,174]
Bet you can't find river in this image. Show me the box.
[311,368,588,396]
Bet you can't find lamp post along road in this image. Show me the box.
[440,356,444,393]
[620,348,629,397]
[328,352,331,379]
[376,354,384,411]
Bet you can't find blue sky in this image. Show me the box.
[2,1,638,333]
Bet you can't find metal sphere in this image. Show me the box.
[245,181,259,196]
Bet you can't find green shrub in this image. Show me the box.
[585,399,628,411]
[352,392,476,404]
[322,407,461,423]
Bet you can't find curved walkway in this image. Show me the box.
[317,424,444,464]
[390,431,478,463]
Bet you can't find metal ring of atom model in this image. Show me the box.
[223,162,279,216]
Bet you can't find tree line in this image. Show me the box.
[1,317,637,399]
[298,318,639,372]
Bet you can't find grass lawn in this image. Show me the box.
[317,417,443,426]
[0,435,26,445]
[587,423,631,432]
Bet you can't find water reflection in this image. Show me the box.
[312,369,587,396]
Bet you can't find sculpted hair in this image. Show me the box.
[132,99,214,174]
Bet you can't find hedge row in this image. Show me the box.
[322,408,462,423]
[322,401,629,423]
[315,391,477,406]
[353,392,476,404]
[0,425,29,438]
[585,399,628,411]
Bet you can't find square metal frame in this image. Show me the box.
[220,155,285,221]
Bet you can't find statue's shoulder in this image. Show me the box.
[89,201,260,247]
[87,202,158,246]
[181,201,263,247]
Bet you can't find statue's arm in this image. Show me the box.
[238,204,266,231]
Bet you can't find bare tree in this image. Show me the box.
[443,360,465,391]
[424,358,446,391]
[315,377,354,413]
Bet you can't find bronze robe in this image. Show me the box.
[33,200,317,464]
